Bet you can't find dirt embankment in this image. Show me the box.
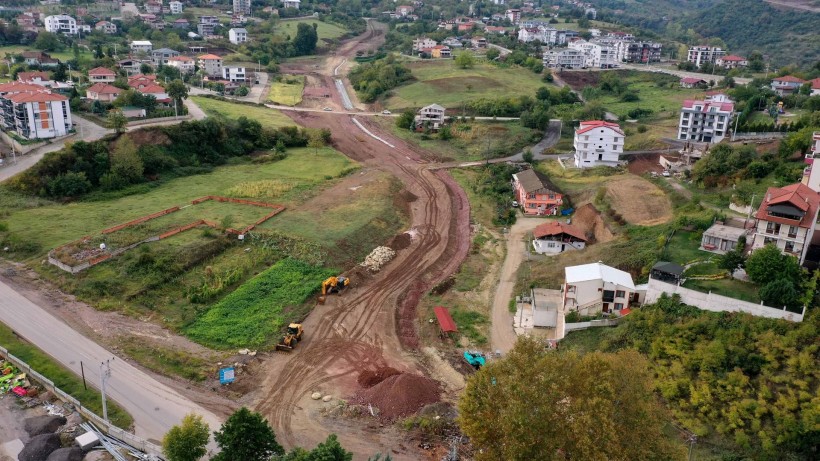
[572,203,615,243]
[605,176,673,226]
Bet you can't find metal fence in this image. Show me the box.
[0,345,165,458]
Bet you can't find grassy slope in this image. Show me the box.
[277,19,348,41]
[267,74,305,106]
[386,61,551,110]
[191,96,296,129]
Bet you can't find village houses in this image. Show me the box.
[563,262,640,316]
[229,28,249,45]
[751,183,820,264]
[415,104,446,130]
[511,168,563,216]
[573,121,625,168]
[88,67,116,84]
[532,221,587,255]
[677,93,734,143]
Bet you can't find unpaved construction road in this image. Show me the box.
[253,21,472,459]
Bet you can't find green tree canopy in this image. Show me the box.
[280,434,353,461]
[106,109,128,134]
[293,23,319,56]
[458,338,683,461]
[745,244,802,286]
[162,414,210,461]
[455,51,475,69]
[213,407,283,461]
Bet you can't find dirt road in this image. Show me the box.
[490,217,553,353]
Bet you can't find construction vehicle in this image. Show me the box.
[318,276,350,303]
[463,351,487,370]
[275,323,304,352]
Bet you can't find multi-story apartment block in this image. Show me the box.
[198,54,224,77]
[169,1,184,14]
[44,15,78,35]
[752,183,820,264]
[542,49,585,69]
[800,132,820,193]
[0,83,72,140]
[573,120,625,168]
[151,48,180,66]
[222,67,247,83]
[233,0,251,15]
[626,41,662,63]
[512,168,563,216]
[687,46,725,67]
[229,28,249,44]
[568,40,617,68]
[412,37,438,52]
[505,9,521,24]
[130,40,153,55]
[591,37,630,63]
[677,93,734,143]
[197,16,220,36]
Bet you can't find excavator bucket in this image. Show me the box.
[275,343,294,352]
[318,296,326,304]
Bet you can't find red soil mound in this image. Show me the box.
[353,373,441,421]
[357,366,401,388]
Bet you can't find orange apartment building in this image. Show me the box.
[512,168,563,215]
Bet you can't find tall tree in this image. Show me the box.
[162,414,210,461]
[458,338,684,461]
[213,408,283,461]
[293,23,318,56]
[106,109,128,134]
[455,51,475,69]
[745,244,802,286]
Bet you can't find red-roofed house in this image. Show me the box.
[136,84,170,103]
[809,78,820,97]
[512,168,563,216]
[679,77,707,89]
[86,83,123,102]
[771,75,805,96]
[167,56,195,74]
[17,71,51,85]
[574,120,625,168]
[532,221,587,254]
[396,5,415,17]
[0,89,72,139]
[751,183,820,264]
[88,67,117,83]
[0,82,48,96]
[127,74,157,89]
[677,93,734,143]
[715,55,747,69]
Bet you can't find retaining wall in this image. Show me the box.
[0,345,164,459]
[645,277,804,322]
[126,114,192,127]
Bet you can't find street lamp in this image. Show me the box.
[100,358,114,422]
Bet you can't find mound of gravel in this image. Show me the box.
[357,366,401,388]
[360,246,396,272]
[19,433,61,461]
[353,373,440,421]
[24,415,67,437]
[46,447,85,461]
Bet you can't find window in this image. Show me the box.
[615,303,623,310]
[547,242,555,247]
[788,226,798,238]
[602,290,615,302]
[615,290,625,298]
[785,241,795,253]
[528,193,536,199]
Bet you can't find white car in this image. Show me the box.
[382,110,391,115]
[662,170,671,177]
[512,200,519,207]
[323,107,332,111]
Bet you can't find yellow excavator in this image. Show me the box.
[276,323,304,352]
[318,276,349,304]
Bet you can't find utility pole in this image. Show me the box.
[99,358,114,422]
[731,113,740,142]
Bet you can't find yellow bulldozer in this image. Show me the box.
[276,323,304,352]
[318,276,349,304]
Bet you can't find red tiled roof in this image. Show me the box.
[810,78,820,90]
[680,77,705,84]
[720,55,745,61]
[138,84,166,94]
[198,54,222,60]
[682,99,734,112]
[433,306,457,333]
[0,82,47,94]
[533,221,587,241]
[773,75,805,84]
[755,183,820,228]
[576,120,624,135]
[4,91,68,103]
[87,83,122,95]
[88,67,116,76]
[17,71,50,81]
[169,56,194,62]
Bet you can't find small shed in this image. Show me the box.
[433,306,457,337]
[650,261,684,284]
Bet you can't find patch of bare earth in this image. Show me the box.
[605,176,673,226]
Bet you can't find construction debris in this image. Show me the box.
[360,246,396,272]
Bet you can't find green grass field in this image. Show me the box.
[268,74,305,106]
[595,80,703,119]
[385,61,552,110]
[683,278,761,303]
[191,97,296,128]
[0,45,91,65]
[278,19,348,42]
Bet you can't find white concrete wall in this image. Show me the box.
[645,278,804,322]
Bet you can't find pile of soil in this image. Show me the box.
[353,373,441,421]
[387,233,413,251]
[357,366,401,388]
[573,203,615,244]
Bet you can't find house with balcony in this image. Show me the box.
[801,132,820,193]
[151,48,180,66]
[167,56,195,74]
[130,40,153,55]
[677,93,734,143]
[532,221,587,254]
[700,220,749,254]
[198,54,224,77]
[751,183,820,264]
[715,55,747,69]
[771,76,806,96]
[512,168,563,216]
[222,67,247,83]
[0,84,72,140]
[573,120,625,168]
[197,16,220,36]
[22,52,60,68]
[88,67,116,83]
[414,103,446,130]
[85,83,123,102]
[44,15,78,36]
[95,21,118,34]
[169,1,184,14]
[562,262,639,316]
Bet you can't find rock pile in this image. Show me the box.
[360,246,396,272]
[353,373,440,421]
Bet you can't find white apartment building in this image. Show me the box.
[677,93,734,144]
[169,1,184,14]
[752,183,820,264]
[233,0,251,15]
[44,15,78,35]
[222,67,247,83]
[688,46,726,67]
[591,37,629,63]
[573,120,625,168]
[130,40,153,54]
[0,87,72,140]
[542,49,585,69]
[563,262,638,316]
[505,9,521,24]
[198,54,223,77]
[801,132,820,193]
[518,26,556,44]
[167,56,195,74]
[568,40,618,68]
[412,37,438,52]
[283,0,301,9]
[229,28,249,44]
[151,48,180,66]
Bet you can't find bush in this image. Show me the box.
[47,172,92,198]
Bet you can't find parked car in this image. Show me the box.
[662,170,671,177]
[382,110,391,115]
[512,200,519,207]
[323,107,332,111]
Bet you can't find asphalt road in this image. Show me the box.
[0,280,222,442]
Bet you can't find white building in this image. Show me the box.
[198,54,223,77]
[169,1,184,14]
[543,49,585,69]
[222,67,247,83]
[130,40,153,54]
[563,262,638,316]
[283,0,301,9]
[229,28,249,44]
[44,15,78,35]
[715,55,747,69]
[573,120,625,168]
[151,48,180,66]
[751,183,820,264]
[532,221,587,254]
[518,26,557,44]
[95,21,117,34]
[233,0,251,15]
[677,93,734,143]
[415,104,446,130]
[567,40,617,68]
[687,46,726,67]
[801,132,820,192]
[412,37,438,52]
[0,86,72,140]
[505,9,521,24]
[167,56,195,74]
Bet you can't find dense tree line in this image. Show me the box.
[9,118,314,199]
[348,56,413,102]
